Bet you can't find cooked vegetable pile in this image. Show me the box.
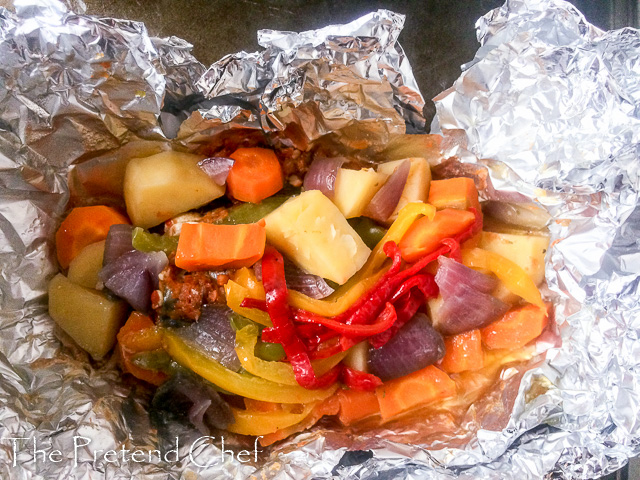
[49,135,551,446]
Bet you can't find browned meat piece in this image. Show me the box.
[153,265,227,321]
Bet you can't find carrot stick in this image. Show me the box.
[398,208,476,262]
[227,148,283,203]
[337,388,380,425]
[428,177,481,213]
[375,365,456,420]
[440,330,484,373]
[55,205,129,269]
[174,222,266,271]
[481,304,549,350]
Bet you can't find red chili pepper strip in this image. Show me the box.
[241,297,267,310]
[396,207,480,278]
[294,323,327,340]
[400,243,453,279]
[261,246,333,390]
[389,274,438,303]
[369,292,423,348]
[310,337,343,360]
[327,241,404,325]
[293,302,397,337]
[308,364,342,389]
[464,207,483,239]
[339,302,396,351]
[341,366,383,391]
[442,237,461,262]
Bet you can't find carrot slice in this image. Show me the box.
[337,388,380,425]
[227,148,283,203]
[398,208,475,262]
[174,222,266,271]
[375,365,456,420]
[428,177,481,213]
[481,304,549,350]
[116,312,167,386]
[440,330,484,373]
[55,205,129,269]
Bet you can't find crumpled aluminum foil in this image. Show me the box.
[1,0,638,477]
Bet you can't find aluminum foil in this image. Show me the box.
[1,0,638,477]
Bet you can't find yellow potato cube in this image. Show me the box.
[377,157,431,223]
[124,151,225,228]
[264,190,371,285]
[333,168,386,218]
[479,231,549,286]
[67,240,105,289]
[48,274,128,360]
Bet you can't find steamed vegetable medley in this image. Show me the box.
[49,135,551,446]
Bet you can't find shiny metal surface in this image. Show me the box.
[1,0,639,478]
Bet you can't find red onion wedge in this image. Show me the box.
[364,160,410,222]
[151,371,233,433]
[198,157,235,186]
[254,259,334,299]
[368,313,445,381]
[303,157,345,199]
[434,256,509,335]
[103,224,133,266]
[99,250,168,312]
[176,304,241,371]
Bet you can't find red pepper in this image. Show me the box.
[260,246,335,390]
[370,291,424,348]
[246,299,399,338]
[330,241,404,326]
[309,336,343,360]
[241,297,267,310]
[389,273,438,303]
[441,237,461,262]
[294,302,397,337]
[341,366,383,391]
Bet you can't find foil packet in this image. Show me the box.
[0,0,638,478]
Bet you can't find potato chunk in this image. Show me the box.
[333,168,386,218]
[264,190,371,285]
[479,231,549,286]
[48,274,128,360]
[67,240,105,289]
[377,157,431,223]
[124,151,225,228]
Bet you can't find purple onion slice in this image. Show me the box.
[303,157,346,199]
[176,304,241,371]
[99,250,168,312]
[198,157,235,186]
[368,313,445,381]
[434,256,509,335]
[364,160,410,222]
[254,259,334,299]
[151,371,233,433]
[102,224,133,266]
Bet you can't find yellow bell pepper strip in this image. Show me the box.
[361,202,436,278]
[226,403,316,436]
[231,267,265,298]
[234,325,347,386]
[461,248,545,308]
[259,394,341,446]
[224,280,272,327]
[162,329,336,404]
[286,202,435,316]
